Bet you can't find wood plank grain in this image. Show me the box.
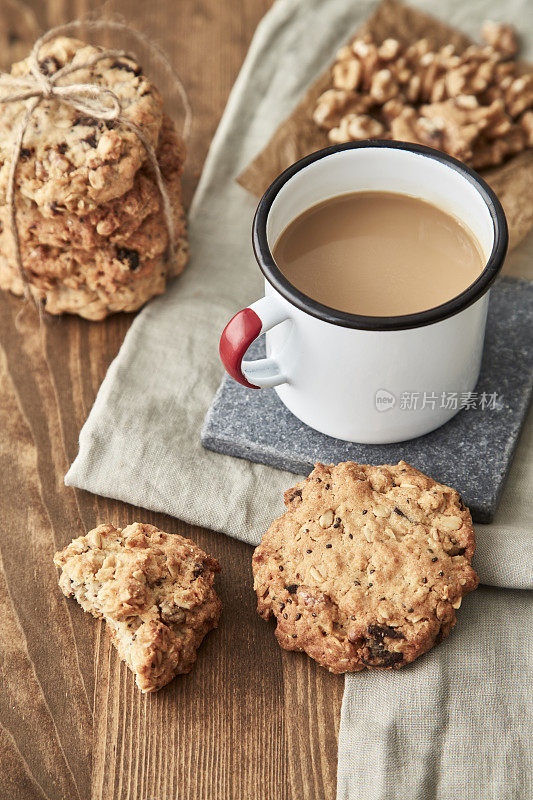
[0,1,341,798]
[0,299,93,800]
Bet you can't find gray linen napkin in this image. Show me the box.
[66,0,533,796]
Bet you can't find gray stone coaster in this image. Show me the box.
[202,277,533,523]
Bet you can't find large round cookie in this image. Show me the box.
[0,37,163,211]
[253,461,478,672]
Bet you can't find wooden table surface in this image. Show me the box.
[0,1,343,799]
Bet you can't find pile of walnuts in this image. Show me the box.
[313,22,533,169]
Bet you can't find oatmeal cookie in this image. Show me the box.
[0,114,185,246]
[54,523,222,692]
[0,115,188,319]
[0,37,164,210]
[0,209,188,320]
[253,461,478,673]
[0,192,187,287]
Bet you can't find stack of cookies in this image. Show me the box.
[0,37,188,320]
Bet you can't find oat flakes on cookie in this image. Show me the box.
[54,523,221,692]
[313,22,532,169]
[253,461,478,673]
[0,37,164,211]
[0,114,186,243]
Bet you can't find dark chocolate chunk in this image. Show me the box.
[287,488,302,503]
[286,584,298,594]
[39,55,61,75]
[368,650,404,667]
[116,246,140,270]
[368,623,405,641]
[83,132,98,148]
[110,59,143,76]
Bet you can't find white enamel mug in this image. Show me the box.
[220,141,508,444]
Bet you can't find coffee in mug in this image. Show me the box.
[272,191,484,317]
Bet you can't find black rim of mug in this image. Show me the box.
[252,139,508,331]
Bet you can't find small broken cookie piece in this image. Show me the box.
[253,461,478,674]
[54,523,221,691]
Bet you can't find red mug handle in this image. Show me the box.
[219,297,289,388]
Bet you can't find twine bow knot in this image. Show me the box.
[0,21,192,311]
[7,41,125,119]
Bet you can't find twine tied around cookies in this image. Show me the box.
[0,19,192,313]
